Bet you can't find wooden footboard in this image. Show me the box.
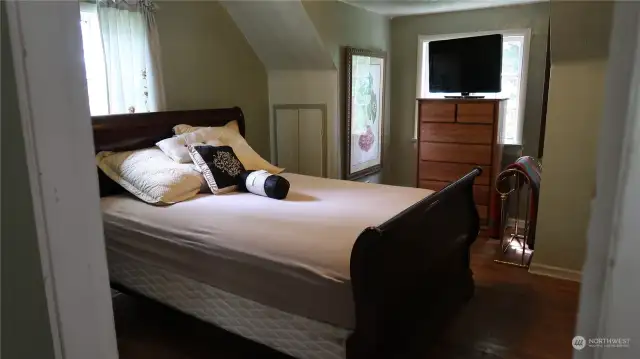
[347,168,482,359]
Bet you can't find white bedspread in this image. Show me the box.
[102,173,433,327]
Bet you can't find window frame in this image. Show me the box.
[415,28,531,145]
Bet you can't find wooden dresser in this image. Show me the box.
[417,98,507,235]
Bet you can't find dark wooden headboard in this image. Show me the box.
[92,107,246,196]
[92,107,245,152]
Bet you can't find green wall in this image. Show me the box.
[1,3,56,358]
[302,0,392,182]
[155,1,270,158]
[302,1,390,69]
[533,1,613,271]
[389,3,550,186]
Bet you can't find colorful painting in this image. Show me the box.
[345,48,386,180]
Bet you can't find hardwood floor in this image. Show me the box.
[113,238,580,359]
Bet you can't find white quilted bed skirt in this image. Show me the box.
[108,250,351,359]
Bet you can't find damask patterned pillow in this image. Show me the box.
[173,121,284,174]
[187,144,245,194]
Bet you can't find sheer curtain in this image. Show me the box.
[97,0,165,114]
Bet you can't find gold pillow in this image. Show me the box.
[96,148,204,204]
[171,121,284,174]
[172,120,240,135]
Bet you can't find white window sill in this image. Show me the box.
[412,137,522,145]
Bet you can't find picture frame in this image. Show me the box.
[344,47,386,180]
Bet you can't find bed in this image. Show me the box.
[93,107,482,359]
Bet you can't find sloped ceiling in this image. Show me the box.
[341,0,546,17]
[221,0,335,70]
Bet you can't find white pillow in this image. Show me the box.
[96,148,205,204]
[218,128,284,174]
[156,127,225,163]
[173,120,240,135]
[159,124,284,174]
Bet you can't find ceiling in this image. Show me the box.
[341,0,546,17]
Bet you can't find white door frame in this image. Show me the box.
[574,1,640,358]
[6,2,117,359]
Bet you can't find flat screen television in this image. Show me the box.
[429,34,503,96]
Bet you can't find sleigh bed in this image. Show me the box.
[93,107,482,359]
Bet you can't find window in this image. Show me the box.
[80,4,109,116]
[79,2,161,115]
[417,30,530,144]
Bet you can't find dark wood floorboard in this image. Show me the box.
[113,238,580,359]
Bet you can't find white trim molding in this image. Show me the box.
[529,263,582,282]
[6,2,118,359]
[573,3,640,356]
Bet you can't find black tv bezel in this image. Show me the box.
[428,34,503,94]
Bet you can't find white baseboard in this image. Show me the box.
[529,263,582,282]
[503,219,582,283]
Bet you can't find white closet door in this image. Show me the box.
[275,109,299,173]
[298,109,324,177]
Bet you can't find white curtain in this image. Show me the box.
[97,0,165,114]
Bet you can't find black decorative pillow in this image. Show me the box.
[238,170,290,200]
[187,144,245,194]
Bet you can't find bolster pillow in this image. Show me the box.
[238,170,290,200]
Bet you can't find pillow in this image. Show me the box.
[160,125,284,174]
[187,144,245,194]
[238,170,290,200]
[96,148,204,204]
[156,127,225,163]
[173,120,240,135]
[217,128,284,174]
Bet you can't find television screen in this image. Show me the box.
[429,34,503,94]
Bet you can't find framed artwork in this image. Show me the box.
[345,47,386,180]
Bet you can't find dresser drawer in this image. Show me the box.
[477,205,488,221]
[419,162,491,185]
[457,103,494,124]
[419,180,447,191]
[420,143,492,165]
[419,180,490,205]
[420,123,493,144]
[473,185,490,205]
[419,102,455,123]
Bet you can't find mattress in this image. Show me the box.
[102,173,433,328]
[108,249,350,359]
